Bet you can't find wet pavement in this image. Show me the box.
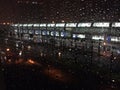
[0,37,120,90]
[1,60,100,90]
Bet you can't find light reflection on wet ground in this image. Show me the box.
[44,65,76,83]
[0,38,120,90]
[1,58,76,83]
[2,58,119,90]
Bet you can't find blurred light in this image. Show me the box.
[103,42,106,45]
[23,24,27,26]
[7,22,10,25]
[34,24,39,27]
[112,79,115,83]
[117,50,120,54]
[27,45,31,50]
[16,43,19,47]
[58,52,61,57]
[114,57,117,60]
[61,20,65,23]
[28,24,33,27]
[78,34,85,38]
[69,48,72,51]
[52,21,55,23]
[112,22,120,27]
[28,59,35,64]
[4,56,7,60]
[8,59,11,63]
[40,53,43,57]
[73,34,77,38]
[6,48,10,52]
[32,1,38,4]
[111,37,120,42]
[93,22,110,27]
[56,23,65,27]
[78,23,92,27]
[19,51,22,56]
[47,23,55,27]
[3,23,6,25]
[55,32,59,36]
[66,23,77,27]
[40,24,46,27]
[92,35,104,40]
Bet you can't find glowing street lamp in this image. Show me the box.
[6,48,10,52]
[103,42,106,53]
[103,42,106,46]
[58,52,61,57]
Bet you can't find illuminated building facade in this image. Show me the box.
[10,22,120,55]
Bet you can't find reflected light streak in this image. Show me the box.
[44,66,74,83]
[25,59,41,66]
[27,59,35,64]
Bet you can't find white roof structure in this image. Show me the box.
[112,22,120,27]
[66,23,77,27]
[93,22,110,27]
[11,22,120,28]
[78,23,92,27]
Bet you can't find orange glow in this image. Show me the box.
[25,59,41,66]
[27,59,35,64]
[43,66,74,83]
[15,59,23,64]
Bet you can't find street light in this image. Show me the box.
[6,48,10,52]
[103,41,106,54]
[103,42,106,46]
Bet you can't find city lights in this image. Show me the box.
[0,0,120,89]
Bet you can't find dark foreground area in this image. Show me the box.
[2,64,99,90]
[0,38,120,90]
[0,59,119,90]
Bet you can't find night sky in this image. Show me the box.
[0,0,120,23]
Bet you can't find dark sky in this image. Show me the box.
[0,0,120,23]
